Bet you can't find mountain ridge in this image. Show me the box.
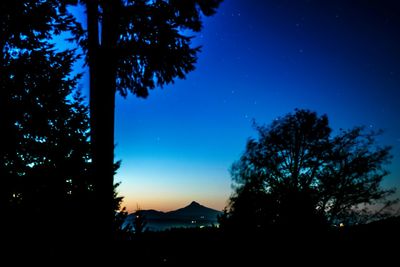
[125,201,223,231]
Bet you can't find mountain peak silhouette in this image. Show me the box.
[126,201,222,231]
[189,201,201,207]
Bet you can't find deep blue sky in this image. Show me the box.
[69,0,400,212]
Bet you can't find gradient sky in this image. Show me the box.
[68,0,400,212]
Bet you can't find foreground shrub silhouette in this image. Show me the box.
[222,109,396,233]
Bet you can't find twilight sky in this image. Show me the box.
[69,0,400,212]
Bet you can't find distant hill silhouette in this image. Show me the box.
[125,201,222,231]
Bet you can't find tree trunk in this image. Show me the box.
[86,0,119,240]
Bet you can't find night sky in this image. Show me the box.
[69,0,400,212]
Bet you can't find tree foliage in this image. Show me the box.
[0,0,131,240]
[111,0,222,98]
[0,47,94,232]
[1,55,93,236]
[113,180,134,240]
[1,0,80,207]
[224,109,396,231]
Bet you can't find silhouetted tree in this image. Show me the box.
[0,0,136,241]
[79,0,223,238]
[224,109,396,231]
[113,180,134,240]
[0,0,84,236]
[0,43,128,239]
[0,0,81,227]
[0,47,95,239]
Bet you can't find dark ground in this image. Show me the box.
[115,217,400,265]
[3,217,399,265]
